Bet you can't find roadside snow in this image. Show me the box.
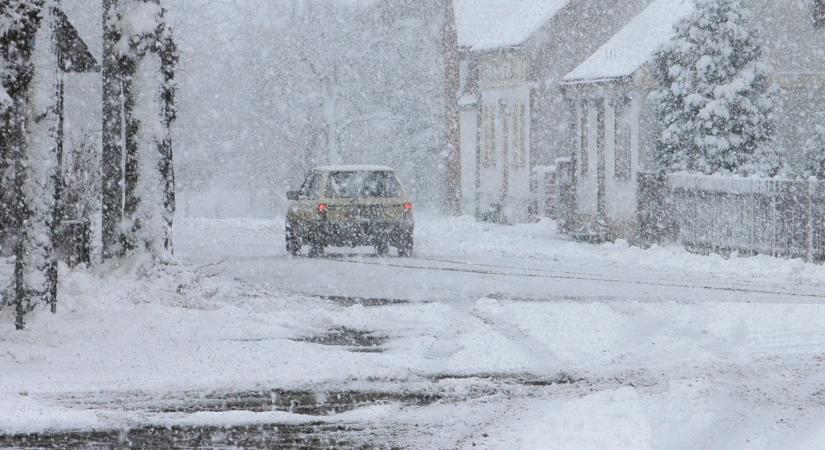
[2,215,825,446]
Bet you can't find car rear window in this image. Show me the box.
[325,171,401,198]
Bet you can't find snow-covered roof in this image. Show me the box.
[456,0,570,51]
[563,0,694,84]
[314,165,396,172]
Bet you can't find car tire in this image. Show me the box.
[308,241,325,258]
[375,241,389,257]
[285,221,301,256]
[286,240,301,256]
[397,232,413,257]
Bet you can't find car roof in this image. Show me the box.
[313,165,395,172]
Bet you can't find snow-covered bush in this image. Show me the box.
[651,0,779,177]
[61,133,100,221]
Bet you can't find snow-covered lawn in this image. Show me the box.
[2,215,825,447]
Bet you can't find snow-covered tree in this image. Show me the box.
[651,0,778,176]
[116,0,177,262]
[1,0,65,328]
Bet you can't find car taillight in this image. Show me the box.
[317,203,328,215]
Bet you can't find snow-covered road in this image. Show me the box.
[2,215,825,448]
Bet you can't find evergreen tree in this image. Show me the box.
[651,0,778,176]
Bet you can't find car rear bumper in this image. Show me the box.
[305,221,413,247]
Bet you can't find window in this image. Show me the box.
[512,103,527,168]
[816,0,825,25]
[500,103,509,174]
[614,101,632,181]
[298,172,321,199]
[325,171,401,198]
[579,102,589,177]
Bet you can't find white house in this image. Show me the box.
[561,0,825,239]
[455,0,652,223]
[561,0,693,237]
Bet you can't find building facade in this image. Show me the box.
[455,0,651,222]
[561,0,825,239]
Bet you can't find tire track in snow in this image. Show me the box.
[332,256,825,302]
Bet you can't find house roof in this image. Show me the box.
[456,0,570,51]
[563,0,693,84]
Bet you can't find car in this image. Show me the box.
[285,165,414,257]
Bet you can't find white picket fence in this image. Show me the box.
[667,173,825,260]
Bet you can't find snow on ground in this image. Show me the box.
[2,214,825,447]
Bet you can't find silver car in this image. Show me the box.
[285,165,414,257]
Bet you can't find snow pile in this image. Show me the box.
[455,0,569,50]
[564,0,694,82]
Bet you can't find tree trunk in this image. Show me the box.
[12,94,29,330]
[102,0,125,259]
[160,31,177,254]
[121,70,139,253]
[442,0,461,215]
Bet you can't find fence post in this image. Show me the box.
[807,178,815,263]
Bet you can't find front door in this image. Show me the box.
[477,96,530,223]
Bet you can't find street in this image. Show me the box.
[3,215,825,448]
